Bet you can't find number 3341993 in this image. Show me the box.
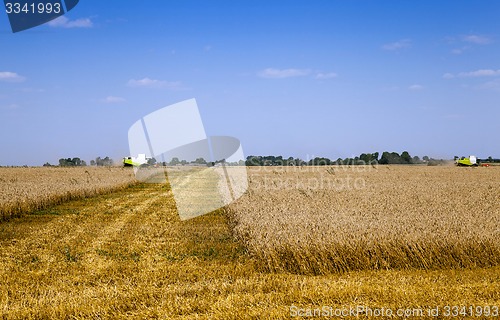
[5,2,61,14]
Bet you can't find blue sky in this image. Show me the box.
[0,1,499,166]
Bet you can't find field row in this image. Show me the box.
[0,167,137,221]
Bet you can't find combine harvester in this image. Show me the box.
[122,154,153,167]
[455,155,497,167]
[455,155,479,167]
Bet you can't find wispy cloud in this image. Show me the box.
[127,77,183,89]
[315,72,338,80]
[0,71,25,82]
[451,47,468,55]
[382,39,411,51]
[480,79,500,91]
[101,96,126,103]
[258,68,311,79]
[444,69,500,79]
[48,16,93,28]
[409,84,424,91]
[447,34,492,54]
[461,34,492,45]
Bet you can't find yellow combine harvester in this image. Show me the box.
[122,154,152,167]
[455,155,478,166]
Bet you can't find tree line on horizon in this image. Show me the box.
[245,153,499,166]
[44,156,114,167]
[38,152,498,167]
[245,151,430,166]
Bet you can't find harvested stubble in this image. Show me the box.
[0,167,137,221]
[228,166,500,274]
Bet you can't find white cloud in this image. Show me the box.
[462,34,492,45]
[460,69,500,77]
[48,16,93,28]
[409,84,424,90]
[127,77,182,89]
[101,96,126,103]
[443,69,500,79]
[315,72,338,80]
[451,47,468,55]
[382,39,411,51]
[258,68,311,79]
[481,79,500,91]
[0,71,25,82]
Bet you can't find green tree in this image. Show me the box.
[169,157,180,165]
[379,152,403,164]
[245,156,262,166]
[95,156,113,166]
[193,157,207,164]
[59,158,73,166]
[359,153,370,164]
[401,151,412,164]
[379,152,390,165]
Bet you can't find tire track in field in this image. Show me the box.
[55,191,154,247]
[88,187,165,250]
[84,184,177,272]
[0,184,172,270]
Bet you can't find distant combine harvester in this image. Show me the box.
[122,154,153,167]
[455,155,498,167]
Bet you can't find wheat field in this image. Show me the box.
[0,167,137,221]
[0,166,499,318]
[229,165,500,274]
